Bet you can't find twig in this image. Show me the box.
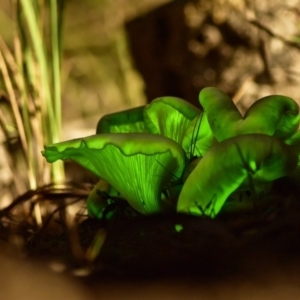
[0,182,90,219]
[249,19,300,51]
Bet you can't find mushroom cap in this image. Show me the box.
[97,105,146,134]
[177,134,298,217]
[199,87,242,141]
[239,94,300,140]
[199,87,300,142]
[144,96,201,146]
[43,133,186,215]
[182,113,215,159]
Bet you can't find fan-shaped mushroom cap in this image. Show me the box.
[177,134,298,217]
[200,87,300,142]
[43,133,186,214]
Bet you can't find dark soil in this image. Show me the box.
[2,175,293,281]
[1,177,300,299]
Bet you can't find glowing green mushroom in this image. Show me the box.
[199,87,241,141]
[200,87,300,141]
[97,97,212,160]
[286,130,300,155]
[85,178,112,219]
[182,113,215,159]
[42,133,186,215]
[241,95,300,140]
[96,105,147,134]
[177,134,298,218]
[144,96,201,147]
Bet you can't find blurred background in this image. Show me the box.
[2,0,300,138]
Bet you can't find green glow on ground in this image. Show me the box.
[175,224,184,232]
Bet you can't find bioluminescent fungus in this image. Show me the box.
[286,130,300,156]
[42,87,300,219]
[199,87,241,141]
[42,133,186,215]
[96,97,211,160]
[177,134,298,217]
[242,95,300,140]
[182,113,215,160]
[144,96,201,146]
[85,178,112,219]
[200,87,300,142]
[97,105,146,134]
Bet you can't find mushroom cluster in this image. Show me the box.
[42,87,300,218]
